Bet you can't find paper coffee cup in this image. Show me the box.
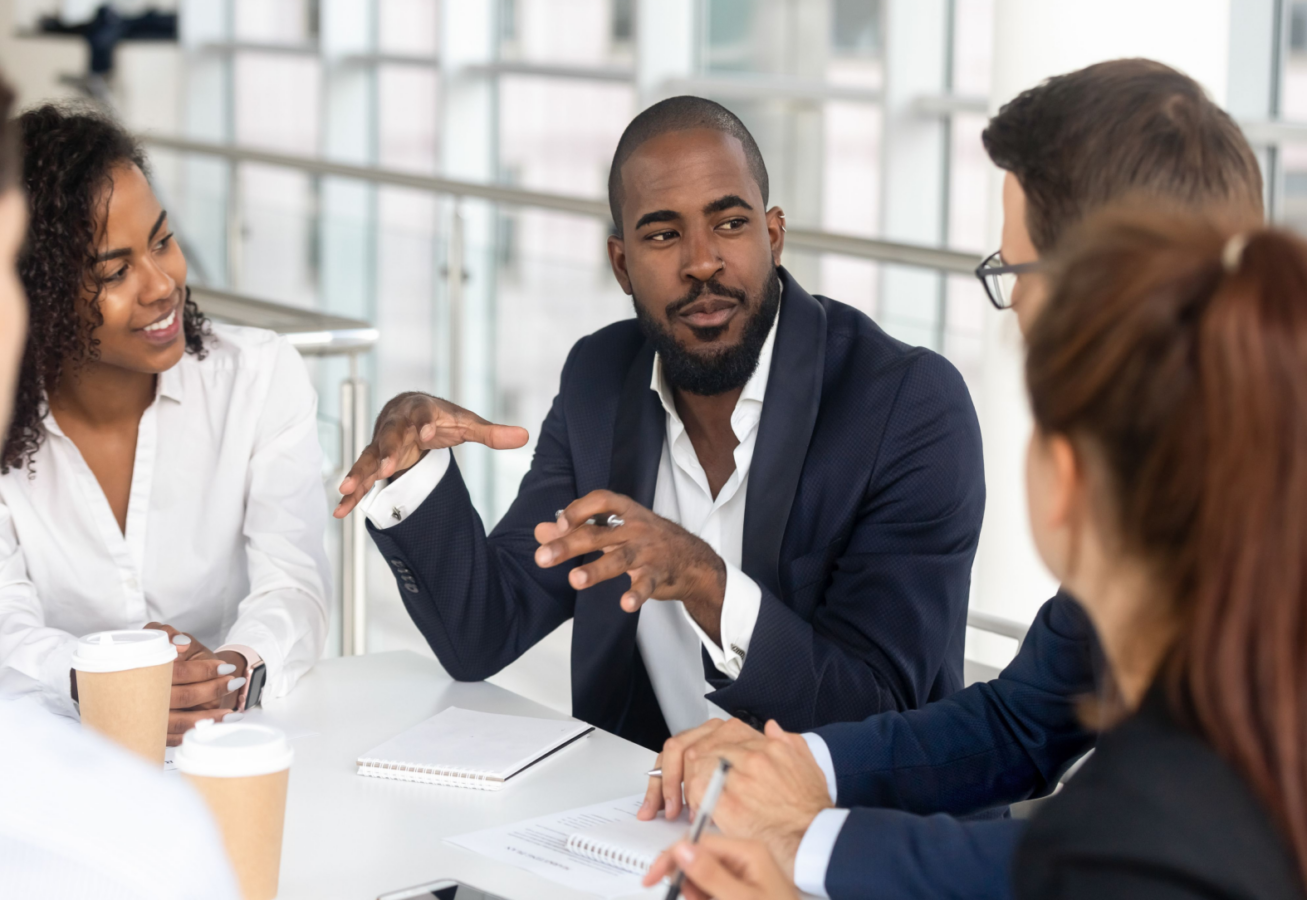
[176,721,294,900]
[71,629,177,766]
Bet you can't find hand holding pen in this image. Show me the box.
[532,491,729,638]
[641,759,799,900]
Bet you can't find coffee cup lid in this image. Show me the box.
[174,721,294,778]
[70,629,178,673]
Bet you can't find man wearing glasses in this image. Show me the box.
[640,58,1266,900]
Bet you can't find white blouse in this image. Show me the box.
[0,324,331,703]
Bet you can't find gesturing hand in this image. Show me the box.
[642,836,800,900]
[334,391,529,518]
[534,490,728,642]
[640,718,832,880]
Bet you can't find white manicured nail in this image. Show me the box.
[223,712,244,723]
[172,634,191,645]
[226,677,247,692]
[216,663,237,676]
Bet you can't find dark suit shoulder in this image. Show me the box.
[1015,693,1305,900]
[561,317,646,383]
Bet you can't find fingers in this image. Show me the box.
[639,759,665,821]
[621,568,656,613]
[171,672,246,711]
[554,491,633,534]
[642,849,678,887]
[173,657,238,686]
[534,522,627,570]
[334,445,387,518]
[167,707,242,744]
[665,841,756,900]
[146,623,206,661]
[657,719,724,821]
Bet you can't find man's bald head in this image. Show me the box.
[608,96,769,237]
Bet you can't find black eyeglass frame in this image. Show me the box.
[974,250,1041,310]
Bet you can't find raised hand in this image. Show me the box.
[533,490,727,641]
[334,392,529,518]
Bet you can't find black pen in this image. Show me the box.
[555,509,625,528]
[665,758,731,900]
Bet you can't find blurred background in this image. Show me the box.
[0,0,1297,711]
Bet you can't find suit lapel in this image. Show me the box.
[741,268,827,597]
[571,340,665,737]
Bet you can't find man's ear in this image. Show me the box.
[607,233,633,295]
[766,206,785,266]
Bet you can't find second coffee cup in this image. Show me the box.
[176,720,294,900]
[71,629,177,766]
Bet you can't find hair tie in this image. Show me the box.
[1222,232,1251,274]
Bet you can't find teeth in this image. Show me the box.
[143,309,176,333]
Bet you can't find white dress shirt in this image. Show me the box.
[362,306,778,736]
[0,677,240,900]
[794,732,845,898]
[0,324,331,702]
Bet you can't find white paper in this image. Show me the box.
[446,795,666,899]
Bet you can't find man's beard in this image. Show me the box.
[633,268,782,397]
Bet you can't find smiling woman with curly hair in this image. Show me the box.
[0,105,330,738]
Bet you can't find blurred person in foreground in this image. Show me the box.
[0,105,330,743]
[0,79,239,900]
[335,96,985,750]
[650,209,1307,899]
[641,59,1267,899]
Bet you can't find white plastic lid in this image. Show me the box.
[174,721,294,778]
[70,629,178,673]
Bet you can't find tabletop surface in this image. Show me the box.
[255,651,659,900]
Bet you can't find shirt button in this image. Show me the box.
[125,577,140,591]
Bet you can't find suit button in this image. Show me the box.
[404,583,419,593]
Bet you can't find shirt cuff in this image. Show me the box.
[794,808,850,898]
[358,448,451,530]
[802,732,838,804]
[681,560,762,679]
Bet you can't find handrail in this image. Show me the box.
[966,608,1030,644]
[190,285,378,356]
[140,134,983,274]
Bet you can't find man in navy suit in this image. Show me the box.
[639,60,1268,899]
[333,96,985,752]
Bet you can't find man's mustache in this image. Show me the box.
[664,278,751,320]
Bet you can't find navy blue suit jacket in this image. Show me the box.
[813,592,1103,899]
[368,269,985,750]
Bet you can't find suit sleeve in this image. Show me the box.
[706,351,985,727]
[825,807,1024,900]
[814,594,1100,815]
[365,342,586,681]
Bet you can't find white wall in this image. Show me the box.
[972,0,1234,630]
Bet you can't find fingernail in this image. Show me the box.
[226,677,247,692]
[222,712,244,723]
[674,844,695,864]
[573,570,588,586]
[217,663,237,676]
[537,548,553,565]
[171,634,191,645]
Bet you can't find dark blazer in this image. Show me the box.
[1015,686,1305,900]
[368,268,985,750]
[815,592,1102,900]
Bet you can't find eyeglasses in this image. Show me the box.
[975,250,1041,310]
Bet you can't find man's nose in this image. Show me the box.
[682,231,724,284]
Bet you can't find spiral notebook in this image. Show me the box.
[565,808,714,875]
[356,706,594,791]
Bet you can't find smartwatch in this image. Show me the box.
[217,644,267,711]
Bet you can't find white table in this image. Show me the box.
[255,651,658,900]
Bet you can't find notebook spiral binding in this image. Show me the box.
[564,833,655,875]
[356,757,506,791]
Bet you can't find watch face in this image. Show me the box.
[246,662,268,708]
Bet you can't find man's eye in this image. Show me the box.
[648,230,677,242]
[720,218,747,230]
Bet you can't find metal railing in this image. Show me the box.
[194,285,375,658]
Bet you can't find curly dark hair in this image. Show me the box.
[2,104,209,473]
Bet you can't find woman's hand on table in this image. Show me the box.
[642,836,801,900]
[145,623,246,745]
